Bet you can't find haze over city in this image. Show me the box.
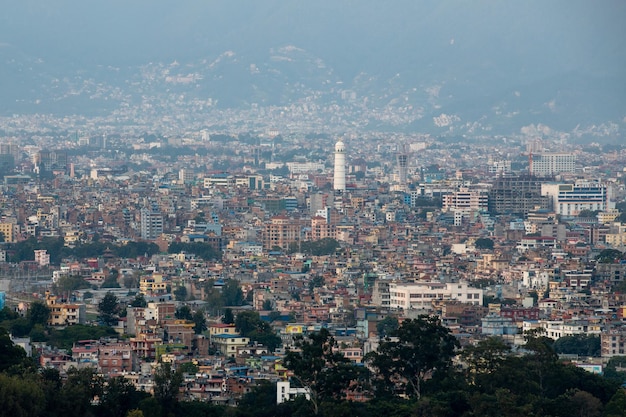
[1,2,626,417]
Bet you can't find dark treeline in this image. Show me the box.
[5,236,221,264]
[2,315,626,417]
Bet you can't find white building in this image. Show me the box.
[530,153,576,176]
[541,181,612,216]
[389,281,483,310]
[286,161,325,174]
[534,319,601,340]
[442,187,489,213]
[277,381,311,404]
[34,249,50,267]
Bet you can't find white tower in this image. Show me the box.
[333,140,346,192]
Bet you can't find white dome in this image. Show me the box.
[335,141,345,152]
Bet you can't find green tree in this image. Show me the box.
[153,362,183,414]
[284,328,370,415]
[48,324,117,350]
[604,388,626,417]
[0,327,27,372]
[221,279,244,306]
[168,242,221,261]
[175,305,193,321]
[98,292,120,326]
[102,275,121,288]
[192,310,207,334]
[97,376,149,417]
[308,275,325,293]
[475,237,495,250]
[178,361,199,375]
[27,300,50,327]
[222,308,234,324]
[235,311,281,351]
[366,315,459,399]
[461,336,511,390]
[173,286,187,301]
[130,293,147,308]
[57,367,104,417]
[0,373,45,417]
[597,249,625,263]
[554,335,601,357]
[376,316,399,338]
[56,275,91,292]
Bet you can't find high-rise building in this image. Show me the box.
[140,208,163,240]
[333,140,346,192]
[396,145,408,190]
[488,175,552,215]
[530,153,576,176]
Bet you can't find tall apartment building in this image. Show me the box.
[488,175,552,215]
[541,181,612,216]
[443,187,489,213]
[262,215,304,251]
[530,153,576,176]
[178,168,195,184]
[0,223,16,243]
[140,208,163,240]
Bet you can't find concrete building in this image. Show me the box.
[140,208,163,240]
[277,381,311,404]
[542,181,612,216]
[443,187,488,213]
[388,281,483,310]
[530,153,576,176]
[488,175,551,215]
[262,215,303,252]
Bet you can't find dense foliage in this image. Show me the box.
[6,237,160,264]
[1,313,626,417]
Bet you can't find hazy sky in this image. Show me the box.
[1,0,624,80]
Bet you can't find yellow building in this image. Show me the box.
[44,291,86,326]
[0,223,16,243]
[140,273,168,296]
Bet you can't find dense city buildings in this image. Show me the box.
[0,127,624,411]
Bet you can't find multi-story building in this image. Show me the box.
[44,291,86,326]
[99,342,137,374]
[530,153,576,176]
[388,281,483,310]
[488,175,551,215]
[34,249,50,266]
[442,187,488,213]
[601,328,626,358]
[262,215,304,252]
[0,222,16,243]
[605,223,626,247]
[140,208,163,240]
[542,181,612,216]
[212,334,250,357]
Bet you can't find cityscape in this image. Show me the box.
[1,2,626,417]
